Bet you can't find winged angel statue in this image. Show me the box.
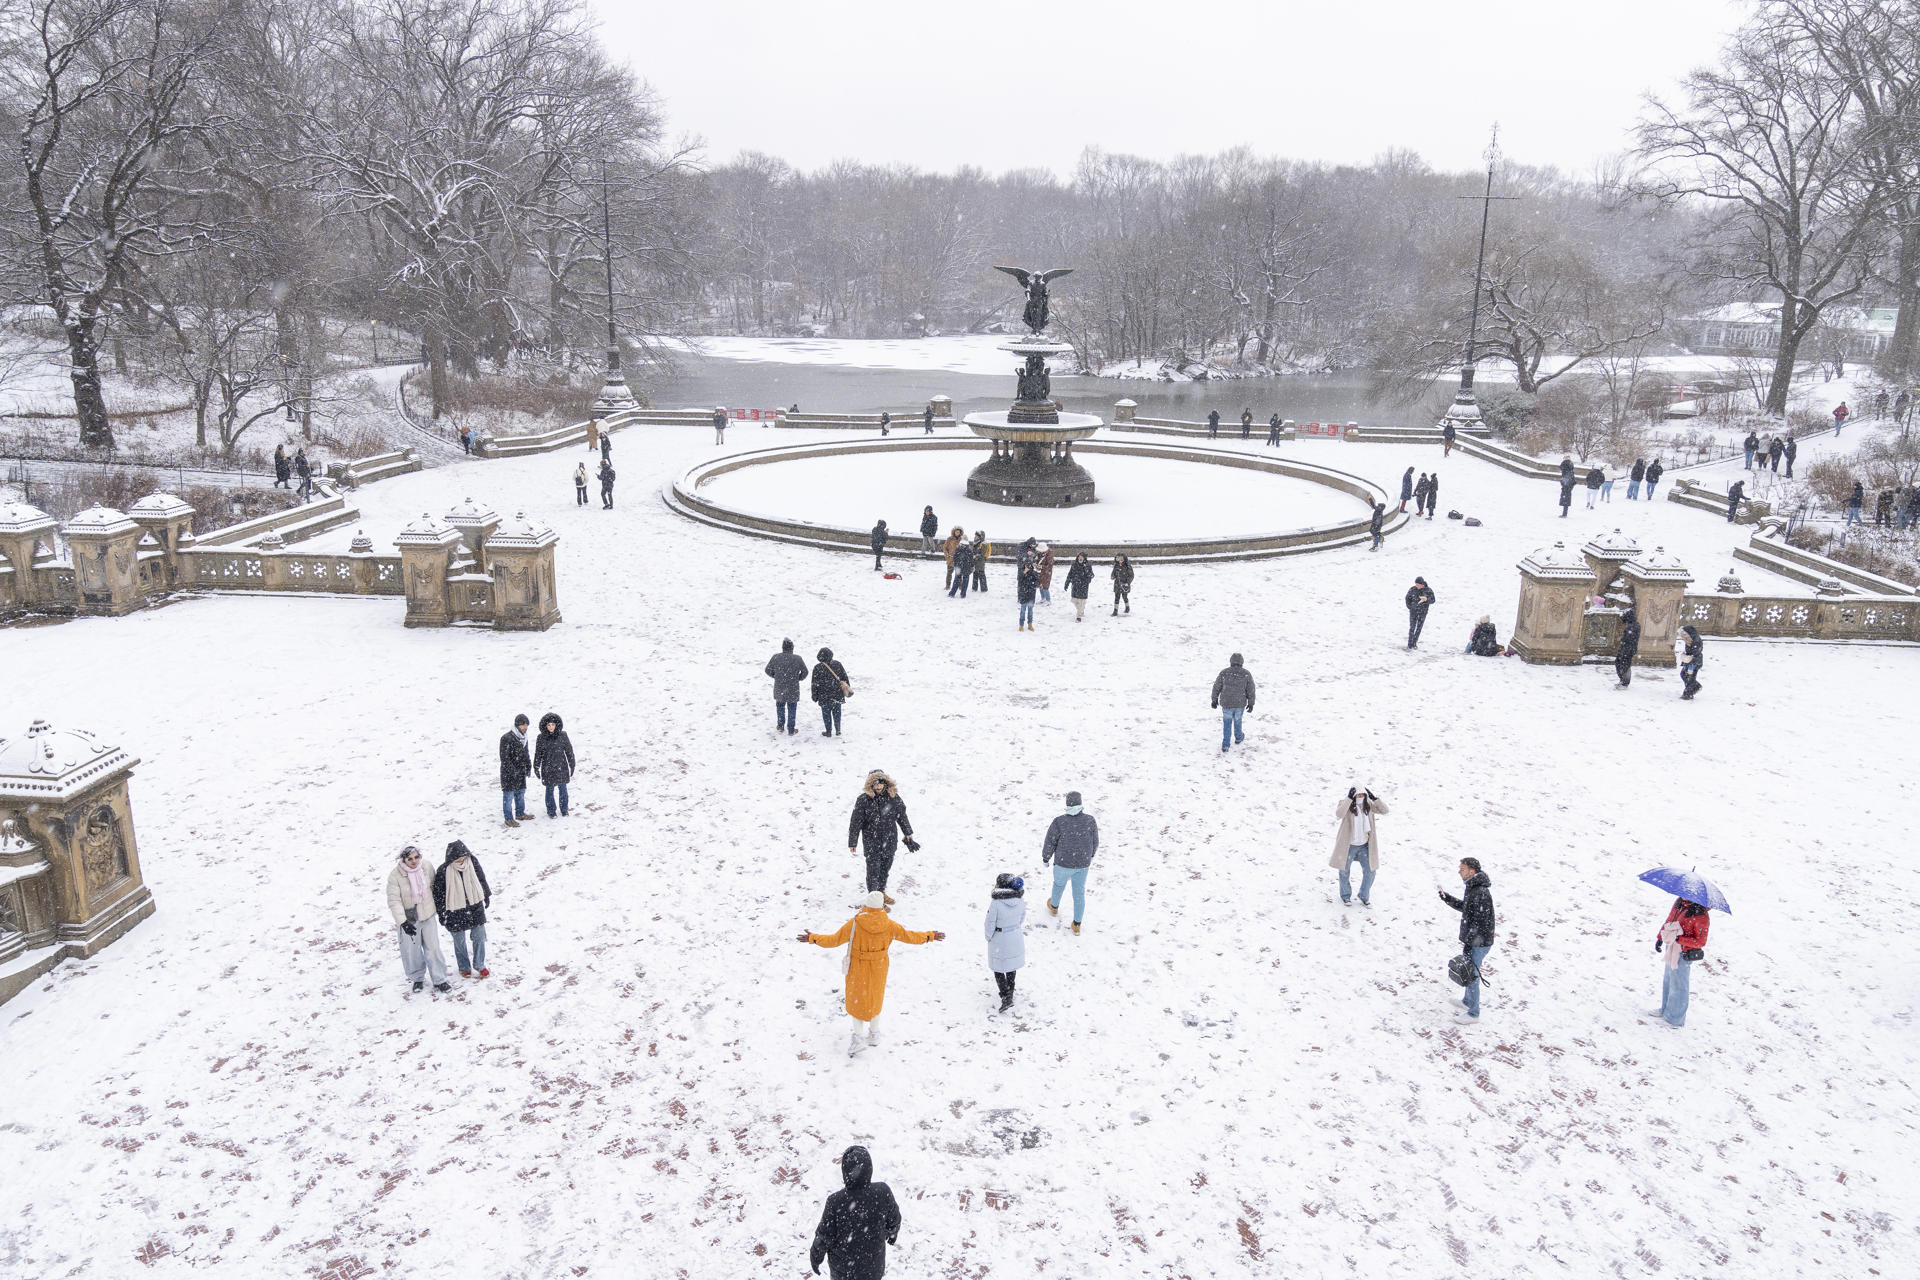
[994,266,1074,335]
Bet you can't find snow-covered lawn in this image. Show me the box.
[0,427,1914,1278]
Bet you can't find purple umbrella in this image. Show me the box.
[1638,866,1731,914]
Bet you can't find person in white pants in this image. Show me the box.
[386,845,450,993]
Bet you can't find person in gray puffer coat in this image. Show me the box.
[1042,791,1099,933]
[765,638,809,735]
[984,873,1026,1012]
[1210,652,1256,752]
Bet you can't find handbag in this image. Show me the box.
[1682,947,1704,962]
[1447,948,1480,987]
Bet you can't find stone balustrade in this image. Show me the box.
[1678,592,1917,641]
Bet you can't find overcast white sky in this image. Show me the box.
[590,0,1745,177]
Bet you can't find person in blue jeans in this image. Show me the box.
[1041,791,1098,935]
[765,638,808,735]
[498,713,532,827]
[533,711,575,817]
[1655,898,1711,1027]
[1330,787,1386,906]
[1439,858,1496,1020]
[1210,652,1255,752]
[432,840,493,979]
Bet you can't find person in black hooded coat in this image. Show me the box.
[848,770,918,896]
[1614,607,1640,687]
[1399,467,1415,512]
[811,648,851,736]
[533,712,575,817]
[809,1145,901,1280]
[1678,624,1704,700]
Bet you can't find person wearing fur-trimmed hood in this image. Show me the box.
[984,873,1027,1012]
[848,770,918,901]
[799,892,945,1056]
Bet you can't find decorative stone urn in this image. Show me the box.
[484,512,561,631]
[62,506,145,616]
[393,512,463,628]
[1113,399,1138,423]
[0,719,154,1006]
[1512,541,1597,664]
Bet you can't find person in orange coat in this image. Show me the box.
[799,891,945,1056]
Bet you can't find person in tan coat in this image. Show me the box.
[385,845,450,992]
[585,418,600,452]
[1329,787,1388,907]
[799,892,945,1056]
[941,526,965,591]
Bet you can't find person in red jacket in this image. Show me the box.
[1655,898,1710,1027]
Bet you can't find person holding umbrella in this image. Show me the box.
[1638,867,1729,1029]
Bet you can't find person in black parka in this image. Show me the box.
[918,506,938,557]
[812,648,851,736]
[1615,607,1640,687]
[767,638,809,734]
[1064,552,1093,620]
[1424,471,1439,520]
[948,539,974,599]
[533,712,575,817]
[1678,624,1704,700]
[598,458,615,509]
[1726,480,1745,523]
[1399,467,1414,512]
[848,770,918,899]
[1110,554,1134,616]
[273,443,291,489]
[1439,858,1496,1020]
[1404,577,1436,649]
[809,1145,901,1280]
[499,714,532,827]
[870,520,888,571]
[1207,409,1220,439]
[1368,502,1385,551]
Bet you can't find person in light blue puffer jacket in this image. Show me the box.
[984,873,1026,1013]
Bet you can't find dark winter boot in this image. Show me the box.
[412,980,424,992]
[999,996,1013,1012]
[504,819,520,829]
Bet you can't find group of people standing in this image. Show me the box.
[1398,467,1441,519]
[271,443,316,500]
[933,525,1135,622]
[1742,430,1798,476]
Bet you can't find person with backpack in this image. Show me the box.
[1677,625,1704,700]
[1368,502,1385,552]
[1042,791,1099,934]
[598,458,615,509]
[1404,576,1436,649]
[798,895,944,1056]
[1439,858,1496,1021]
[808,1146,903,1276]
[766,638,808,735]
[848,770,919,901]
[1644,458,1665,498]
[498,713,532,827]
[386,844,451,993]
[984,873,1026,1011]
[811,648,851,736]
[1654,898,1711,1028]
[573,461,588,506]
[1064,552,1093,620]
[918,506,938,557]
[533,712,575,818]
[1210,653,1255,752]
[433,840,493,979]
[948,538,975,599]
[1331,786,1386,907]
[1628,458,1646,500]
[1614,607,1640,688]
[1110,554,1134,615]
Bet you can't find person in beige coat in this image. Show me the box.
[385,845,451,992]
[1330,787,1388,907]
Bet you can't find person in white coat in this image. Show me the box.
[984,873,1027,1013]
[1330,787,1388,907]
[385,845,450,993]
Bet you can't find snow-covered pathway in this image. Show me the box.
[0,427,1912,1278]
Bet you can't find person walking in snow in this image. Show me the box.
[1211,652,1255,752]
[1110,554,1134,615]
[985,873,1027,1010]
[1876,488,1895,526]
[1424,471,1439,519]
[1653,897,1711,1028]
[878,411,891,437]
[1768,435,1785,473]
[1240,407,1253,439]
[1645,457,1665,498]
[1585,466,1603,508]
[598,458,615,509]
[869,519,889,571]
[533,712,575,817]
[1065,552,1093,620]
[1442,420,1457,456]
[1413,472,1431,517]
[1726,479,1746,523]
[1833,401,1849,434]
[1779,439,1794,479]
[1016,556,1039,631]
[1042,791,1099,933]
[1207,408,1220,439]
[1677,625,1704,700]
[918,507,938,557]
[848,770,919,901]
[1331,786,1386,907]
[1875,388,1890,419]
[1743,430,1758,470]
[294,447,313,500]
[1369,502,1385,551]
[1439,858,1496,1021]
[799,893,944,1056]
[809,1145,903,1277]
[924,403,935,434]
[1405,576,1436,649]
[433,840,493,979]
[1559,456,1575,485]
[1036,542,1054,604]
[1557,472,1576,518]
[573,461,588,506]
[1399,467,1415,513]
[713,406,729,444]
[1267,412,1283,446]
[585,418,599,454]
[273,443,291,489]
[941,526,964,589]
[386,845,451,993]
[811,647,851,736]
[499,713,532,827]
[766,638,808,735]
[599,430,612,462]
[1845,481,1865,525]
[1614,607,1640,687]
[948,538,975,599]
[970,531,991,593]
[1628,458,1646,500]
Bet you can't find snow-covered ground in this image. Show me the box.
[1,426,1914,1278]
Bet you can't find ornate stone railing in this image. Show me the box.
[1679,592,1917,641]
[178,548,403,595]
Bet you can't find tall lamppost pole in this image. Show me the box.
[1442,129,1518,432]
[590,161,639,417]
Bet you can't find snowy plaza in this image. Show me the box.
[2,416,1915,1277]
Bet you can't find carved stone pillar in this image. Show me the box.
[128,492,196,587]
[444,497,502,574]
[0,501,59,612]
[394,513,461,628]
[483,512,561,631]
[61,506,145,617]
[1113,399,1137,423]
[1621,547,1693,667]
[1512,542,1597,665]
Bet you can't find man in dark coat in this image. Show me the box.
[848,770,917,897]
[1726,479,1746,522]
[1614,607,1640,687]
[1645,458,1665,496]
[1424,471,1439,519]
[1016,557,1039,630]
[600,431,612,461]
[1239,407,1252,439]
[923,404,934,434]
[1399,467,1414,512]
[1876,489,1895,526]
[811,648,851,736]
[1404,577,1436,649]
[809,1146,900,1280]
[1110,554,1133,615]
[918,506,938,556]
[1439,858,1496,1020]
[1064,552,1092,619]
[1846,481,1865,525]
[947,540,974,598]
[1368,502,1385,551]
[1210,652,1255,752]
[1780,438,1795,478]
[969,532,990,592]
[533,712,575,817]
[1413,472,1430,517]
[869,520,888,571]
[1206,409,1220,439]
[1267,412,1282,446]
[294,448,313,500]
[1628,458,1646,500]
[598,459,615,509]
[766,639,808,734]
[1743,430,1759,469]
[1041,791,1099,931]
[712,407,728,444]
[1558,474,1576,518]
[1584,467,1602,508]
[499,714,532,827]
[1442,420,1457,455]
[1768,436,1785,472]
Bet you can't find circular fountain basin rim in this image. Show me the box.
[964,409,1104,442]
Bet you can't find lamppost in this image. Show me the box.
[590,162,640,417]
[1442,129,1517,432]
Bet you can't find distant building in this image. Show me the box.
[1689,302,1896,362]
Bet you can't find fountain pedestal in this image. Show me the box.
[963,338,1102,506]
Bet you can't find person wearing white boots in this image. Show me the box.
[799,891,945,1056]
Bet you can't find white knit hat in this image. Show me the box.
[864,891,886,910]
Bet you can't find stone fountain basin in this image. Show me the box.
[964,410,1104,443]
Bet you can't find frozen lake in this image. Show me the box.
[695,448,1370,540]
